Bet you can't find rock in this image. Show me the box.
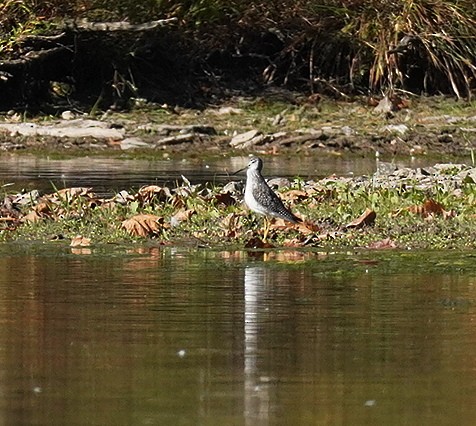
[0,142,25,150]
[267,177,292,188]
[155,133,194,146]
[278,133,321,147]
[341,125,355,136]
[246,133,270,147]
[295,128,321,135]
[12,190,40,206]
[229,130,260,147]
[61,110,75,120]
[271,114,285,126]
[410,145,426,155]
[229,129,271,148]
[212,106,242,115]
[437,133,453,143]
[433,163,465,172]
[131,98,147,107]
[321,126,335,134]
[392,167,413,178]
[462,170,476,184]
[374,96,393,114]
[120,137,149,150]
[178,125,215,135]
[419,166,437,175]
[382,124,409,135]
[138,124,215,135]
[222,181,243,195]
[113,190,134,204]
[375,161,397,175]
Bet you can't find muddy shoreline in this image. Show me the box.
[0,96,475,159]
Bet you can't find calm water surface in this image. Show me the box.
[0,244,475,425]
[0,154,456,196]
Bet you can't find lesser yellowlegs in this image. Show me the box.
[238,157,300,238]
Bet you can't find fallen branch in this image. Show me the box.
[64,18,178,33]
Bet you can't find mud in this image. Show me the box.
[0,95,475,157]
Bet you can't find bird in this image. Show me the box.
[238,157,300,239]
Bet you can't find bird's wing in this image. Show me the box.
[252,180,299,222]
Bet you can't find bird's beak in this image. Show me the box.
[232,165,247,175]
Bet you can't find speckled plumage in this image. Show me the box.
[244,157,300,223]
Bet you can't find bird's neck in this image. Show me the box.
[247,169,264,186]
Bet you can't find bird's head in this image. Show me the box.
[247,157,263,172]
[233,156,264,175]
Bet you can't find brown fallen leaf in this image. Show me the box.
[280,189,308,203]
[170,209,196,226]
[35,202,52,214]
[221,213,243,237]
[296,220,321,235]
[71,248,92,255]
[283,238,305,248]
[367,96,380,107]
[368,238,398,249]
[122,214,165,237]
[268,218,316,235]
[21,210,43,223]
[169,194,186,210]
[346,208,376,229]
[392,95,410,110]
[407,199,453,218]
[244,237,274,249]
[136,185,171,204]
[214,192,237,206]
[70,235,92,247]
[317,231,339,240]
[270,218,291,230]
[292,230,340,246]
[270,215,305,230]
[110,190,134,204]
[306,93,321,105]
[56,187,95,201]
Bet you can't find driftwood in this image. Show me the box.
[63,18,178,32]
[0,119,125,139]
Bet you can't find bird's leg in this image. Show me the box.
[263,216,269,242]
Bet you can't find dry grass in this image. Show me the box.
[1,0,475,98]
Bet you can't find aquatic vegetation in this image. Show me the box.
[2,162,476,250]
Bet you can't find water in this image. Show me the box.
[0,244,475,425]
[0,154,455,196]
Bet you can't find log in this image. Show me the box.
[64,18,178,33]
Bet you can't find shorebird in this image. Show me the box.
[237,157,300,239]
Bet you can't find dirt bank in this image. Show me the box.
[0,95,475,158]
